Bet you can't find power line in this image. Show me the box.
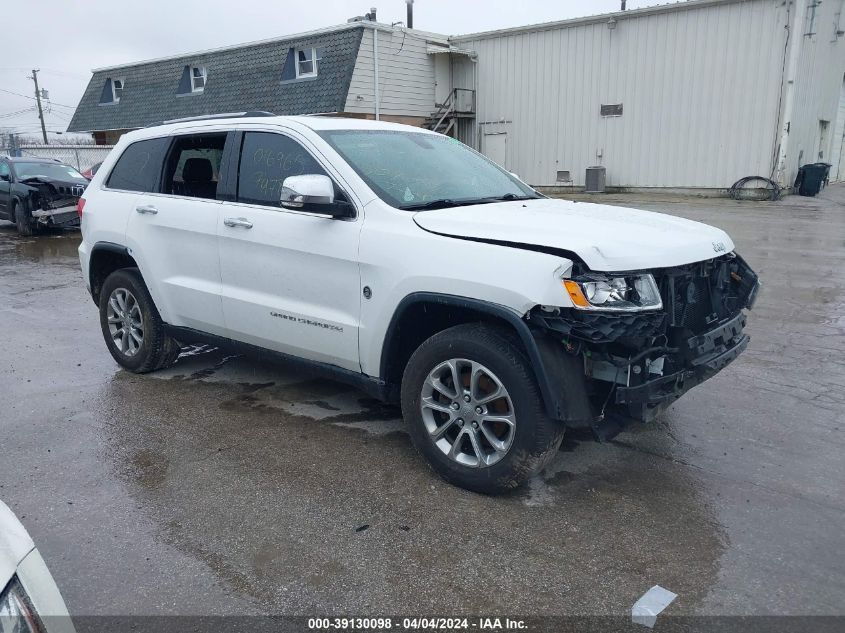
[0,87,77,109]
[0,107,37,119]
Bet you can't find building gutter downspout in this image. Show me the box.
[774,0,808,187]
[373,27,380,120]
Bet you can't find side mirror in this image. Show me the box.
[0,173,9,182]
[280,174,354,218]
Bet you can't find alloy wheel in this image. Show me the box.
[106,288,144,357]
[419,358,516,467]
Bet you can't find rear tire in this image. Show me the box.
[401,323,565,495]
[99,268,180,373]
[14,201,34,236]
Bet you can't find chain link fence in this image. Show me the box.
[0,145,115,172]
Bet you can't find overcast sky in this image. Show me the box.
[2,0,665,140]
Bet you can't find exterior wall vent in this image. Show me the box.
[600,103,623,117]
[556,170,571,182]
[585,166,606,193]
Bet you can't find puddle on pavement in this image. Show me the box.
[0,226,81,265]
[95,359,726,614]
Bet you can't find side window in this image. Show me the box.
[0,162,10,180]
[237,132,327,207]
[107,138,169,192]
[161,133,226,200]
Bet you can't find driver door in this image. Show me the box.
[217,130,362,372]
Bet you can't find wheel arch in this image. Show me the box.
[88,242,139,305]
[379,292,592,423]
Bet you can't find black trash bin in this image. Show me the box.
[815,162,832,189]
[795,163,828,196]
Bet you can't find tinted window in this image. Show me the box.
[0,162,9,179]
[237,132,326,206]
[107,138,168,192]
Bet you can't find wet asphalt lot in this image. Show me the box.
[1,187,844,620]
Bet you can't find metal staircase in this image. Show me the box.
[423,88,475,137]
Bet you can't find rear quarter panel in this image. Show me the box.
[78,140,135,291]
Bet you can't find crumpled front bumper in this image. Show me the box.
[615,311,749,418]
[31,205,80,227]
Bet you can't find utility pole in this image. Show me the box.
[29,69,48,144]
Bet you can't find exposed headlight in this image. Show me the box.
[562,273,662,312]
[0,577,42,633]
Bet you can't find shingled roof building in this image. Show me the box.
[67,19,469,144]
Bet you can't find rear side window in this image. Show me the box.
[237,132,327,206]
[106,138,168,192]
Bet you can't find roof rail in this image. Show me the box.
[146,111,276,127]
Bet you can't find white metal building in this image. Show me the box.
[70,0,845,193]
[448,0,845,191]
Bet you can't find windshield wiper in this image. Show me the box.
[400,194,539,211]
[483,193,539,202]
[400,198,469,211]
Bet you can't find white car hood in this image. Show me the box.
[413,198,734,271]
[0,500,35,585]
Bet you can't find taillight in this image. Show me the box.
[77,197,86,217]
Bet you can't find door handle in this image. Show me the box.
[135,204,158,215]
[224,217,253,229]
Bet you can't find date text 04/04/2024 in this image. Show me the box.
[307,618,528,630]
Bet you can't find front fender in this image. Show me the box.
[359,215,576,375]
[378,292,593,423]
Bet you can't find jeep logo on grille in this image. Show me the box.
[712,241,726,253]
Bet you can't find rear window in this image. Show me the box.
[107,138,169,192]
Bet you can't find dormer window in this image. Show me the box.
[111,78,124,103]
[295,48,318,78]
[99,77,124,105]
[191,66,207,92]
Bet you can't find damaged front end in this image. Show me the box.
[529,253,760,438]
[22,178,85,227]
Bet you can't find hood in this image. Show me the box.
[21,177,87,196]
[412,198,735,271]
[0,500,35,585]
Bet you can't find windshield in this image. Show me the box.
[14,162,87,182]
[318,130,540,210]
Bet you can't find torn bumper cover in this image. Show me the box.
[529,253,759,426]
[23,178,83,227]
[31,205,79,227]
[615,311,749,410]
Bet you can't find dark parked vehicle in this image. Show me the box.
[82,161,102,180]
[0,157,87,235]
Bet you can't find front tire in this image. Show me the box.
[14,201,34,236]
[401,324,565,495]
[99,268,180,373]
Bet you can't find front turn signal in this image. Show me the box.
[562,280,590,308]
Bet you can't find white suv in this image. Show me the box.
[78,114,759,494]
